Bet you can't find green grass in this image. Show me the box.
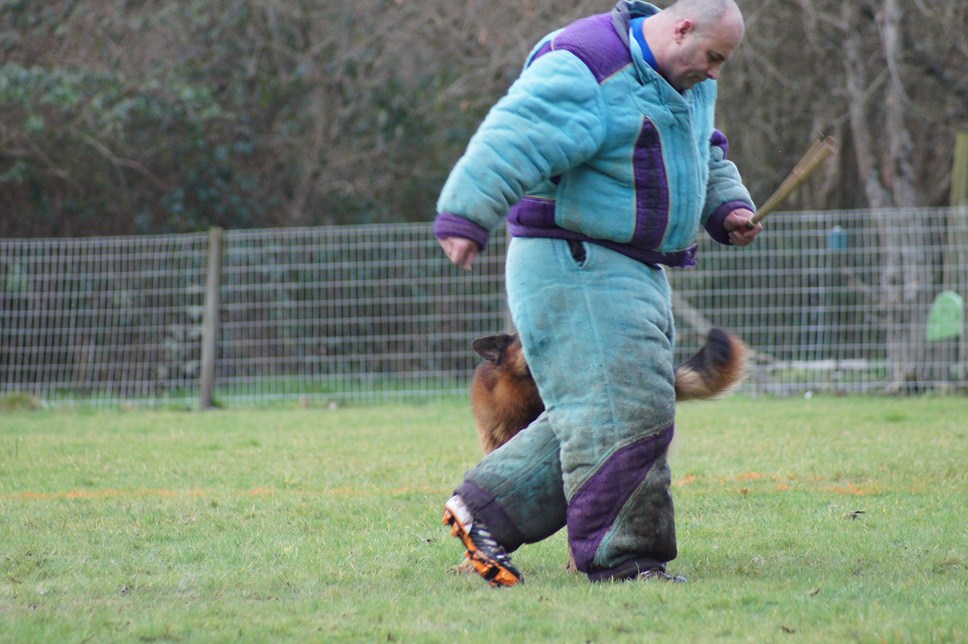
[0,396,965,642]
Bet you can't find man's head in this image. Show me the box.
[642,0,745,91]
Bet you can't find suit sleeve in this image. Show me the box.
[702,129,756,246]
[435,50,607,248]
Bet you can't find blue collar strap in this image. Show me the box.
[629,16,659,73]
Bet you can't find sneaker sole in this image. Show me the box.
[443,507,522,588]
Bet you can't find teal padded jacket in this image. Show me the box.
[434,1,754,268]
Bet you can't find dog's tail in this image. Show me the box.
[674,328,749,401]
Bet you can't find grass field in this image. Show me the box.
[1,396,965,642]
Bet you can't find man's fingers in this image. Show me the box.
[728,221,761,246]
[724,209,762,246]
[453,246,475,270]
[439,237,479,271]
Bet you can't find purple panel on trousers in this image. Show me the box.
[568,425,674,571]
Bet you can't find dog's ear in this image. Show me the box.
[472,333,517,363]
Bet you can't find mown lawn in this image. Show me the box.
[0,396,965,642]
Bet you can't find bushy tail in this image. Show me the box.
[674,328,749,401]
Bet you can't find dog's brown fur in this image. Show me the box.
[470,327,749,455]
[470,334,546,453]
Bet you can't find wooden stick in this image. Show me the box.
[748,136,836,227]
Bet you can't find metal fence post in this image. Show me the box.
[200,227,223,409]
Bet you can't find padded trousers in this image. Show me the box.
[454,237,679,581]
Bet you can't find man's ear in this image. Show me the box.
[674,19,694,43]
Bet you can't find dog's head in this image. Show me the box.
[472,333,531,378]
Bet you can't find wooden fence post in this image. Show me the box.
[949,133,968,380]
[200,227,223,409]
[948,133,968,288]
[950,132,968,209]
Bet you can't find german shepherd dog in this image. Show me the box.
[465,328,749,573]
[470,327,749,454]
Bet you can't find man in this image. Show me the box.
[436,0,762,587]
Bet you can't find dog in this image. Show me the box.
[466,328,749,573]
[470,327,749,455]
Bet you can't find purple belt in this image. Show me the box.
[508,197,697,268]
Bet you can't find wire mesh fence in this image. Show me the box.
[1,233,210,405]
[673,208,967,395]
[1,207,966,407]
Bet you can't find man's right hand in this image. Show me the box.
[438,236,480,271]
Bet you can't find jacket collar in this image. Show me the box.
[610,0,661,47]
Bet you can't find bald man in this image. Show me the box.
[437,0,762,586]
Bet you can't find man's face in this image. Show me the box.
[664,19,741,91]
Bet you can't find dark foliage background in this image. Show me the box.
[1,0,966,238]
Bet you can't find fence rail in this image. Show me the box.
[1,208,966,407]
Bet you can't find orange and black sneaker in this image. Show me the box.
[443,495,523,588]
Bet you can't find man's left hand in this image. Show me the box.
[724,208,762,246]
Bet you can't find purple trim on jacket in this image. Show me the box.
[710,129,729,158]
[434,212,489,250]
[704,200,753,246]
[568,425,676,572]
[508,198,697,268]
[531,40,552,61]
[532,13,630,82]
[632,118,670,250]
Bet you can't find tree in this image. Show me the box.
[0,0,966,238]
[719,0,967,390]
